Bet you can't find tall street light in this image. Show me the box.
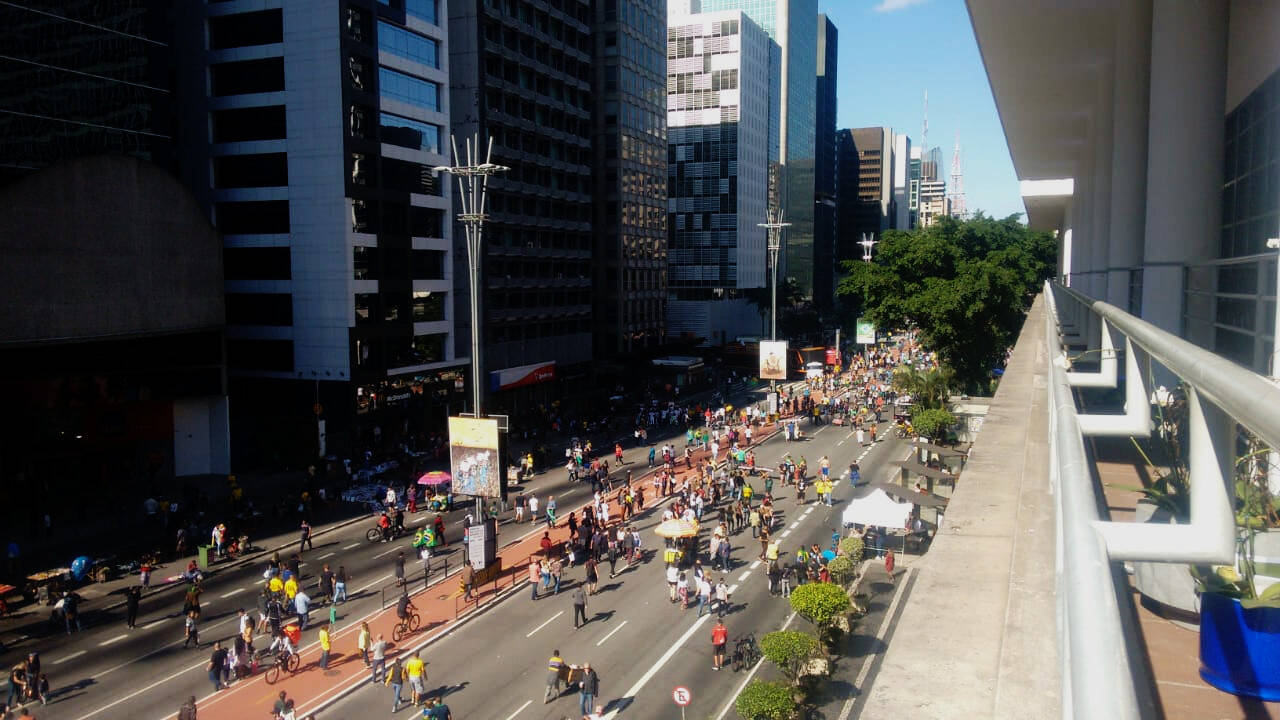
[434,134,509,419]
[758,209,791,342]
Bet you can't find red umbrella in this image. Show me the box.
[418,471,452,486]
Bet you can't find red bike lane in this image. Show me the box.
[172,414,792,719]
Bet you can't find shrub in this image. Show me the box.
[735,680,797,720]
[910,407,956,441]
[759,630,821,682]
[839,535,864,563]
[788,582,851,628]
[827,555,856,585]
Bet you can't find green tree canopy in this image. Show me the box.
[837,213,1055,390]
[760,630,821,683]
[788,581,851,627]
[735,680,797,720]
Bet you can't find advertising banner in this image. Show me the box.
[825,348,839,366]
[447,416,502,499]
[489,361,556,392]
[759,340,788,380]
[856,318,876,345]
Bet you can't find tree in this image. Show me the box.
[839,536,864,564]
[837,213,1055,391]
[826,555,856,585]
[735,680,797,720]
[788,582,851,628]
[910,407,957,442]
[760,630,822,683]
[892,365,955,411]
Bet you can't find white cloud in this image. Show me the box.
[873,0,929,12]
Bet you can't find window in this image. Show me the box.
[354,246,378,280]
[406,0,438,25]
[214,153,288,189]
[379,67,441,111]
[210,58,285,96]
[355,293,378,326]
[410,207,443,237]
[382,157,439,195]
[209,10,282,50]
[227,339,293,372]
[212,106,286,143]
[226,293,293,326]
[378,21,440,68]
[223,247,291,279]
[412,249,445,279]
[217,201,290,234]
[412,291,445,321]
[380,113,442,153]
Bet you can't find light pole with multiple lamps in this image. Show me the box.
[433,134,509,420]
[758,209,791,342]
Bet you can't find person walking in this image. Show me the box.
[884,548,896,584]
[584,556,599,595]
[578,663,599,717]
[183,610,199,648]
[528,558,541,601]
[334,566,349,604]
[528,495,539,524]
[318,624,331,670]
[711,619,729,670]
[294,588,311,631]
[357,621,371,667]
[299,520,313,554]
[125,585,141,628]
[572,586,588,629]
[549,556,562,595]
[369,633,387,683]
[395,551,407,587]
[318,564,334,605]
[207,641,227,690]
[715,578,732,617]
[544,649,565,703]
[461,562,474,601]
[405,651,426,707]
[384,655,404,712]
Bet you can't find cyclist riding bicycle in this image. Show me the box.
[396,591,416,621]
[268,630,295,664]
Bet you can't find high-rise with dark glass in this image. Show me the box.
[696,0,818,303]
[448,0,595,411]
[592,0,669,357]
[813,13,837,313]
[174,0,466,467]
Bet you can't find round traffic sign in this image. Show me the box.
[672,686,691,706]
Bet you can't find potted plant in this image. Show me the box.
[1194,436,1280,701]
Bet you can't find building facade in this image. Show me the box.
[591,0,669,358]
[174,0,462,467]
[696,0,818,303]
[918,179,948,228]
[666,9,776,345]
[908,145,921,228]
[813,13,838,313]
[447,0,595,411]
[836,126,894,261]
[892,133,912,230]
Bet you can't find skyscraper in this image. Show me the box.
[666,8,776,344]
[892,133,912,229]
[448,0,595,409]
[174,0,463,465]
[813,14,838,312]
[696,0,818,302]
[836,127,893,261]
[591,0,668,357]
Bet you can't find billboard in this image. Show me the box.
[856,318,876,345]
[759,340,788,380]
[489,361,555,392]
[447,416,502,499]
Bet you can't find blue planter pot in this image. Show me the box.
[1199,591,1280,700]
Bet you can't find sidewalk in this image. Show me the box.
[181,413,795,720]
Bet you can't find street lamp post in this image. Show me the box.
[758,209,791,401]
[434,134,509,420]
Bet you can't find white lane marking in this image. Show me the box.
[526,610,564,637]
[837,568,913,720]
[750,560,761,570]
[220,587,245,599]
[373,546,400,559]
[99,634,128,647]
[780,530,792,538]
[804,507,815,515]
[737,570,751,582]
[504,700,532,719]
[602,613,711,720]
[344,542,361,550]
[595,619,629,646]
[53,650,86,664]
[318,552,336,560]
[144,619,166,630]
[728,584,739,594]
[789,521,800,530]
[713,611,798,720]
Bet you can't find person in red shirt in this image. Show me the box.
[711,619,729,670]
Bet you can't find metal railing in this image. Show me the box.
[1043,280,1280,719]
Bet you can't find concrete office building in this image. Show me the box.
[908,145,921,228]
[893,133,912,230]
[835,126,894,261]
[813,13,839,313]
[174,0,462,466]
[918,178,948,228]
[0,1,230,500]
[591,0,669,358]
[970,0,1280,372]
[697,0,818,303]
[666,9,776,345]
[448,0,595,410]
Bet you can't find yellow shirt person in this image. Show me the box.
[284,576,298,600]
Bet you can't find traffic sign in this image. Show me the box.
[672,686,691,706]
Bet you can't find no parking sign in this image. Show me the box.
[673,685,691,718]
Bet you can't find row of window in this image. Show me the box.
[380,112,443,154]
[377,0,440,26]
[379,67,441,111]
[378,20,440,68]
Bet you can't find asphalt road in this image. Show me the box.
[1,385,787,720]
[312,416,909,720]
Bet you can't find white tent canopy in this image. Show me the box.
[842,488,913,530]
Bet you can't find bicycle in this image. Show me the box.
[731,632,761,671]
[391,611,421,642]
[263,651,300,684]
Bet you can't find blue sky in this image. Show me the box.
[818,0,1024,221]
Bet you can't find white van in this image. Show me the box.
[805,361,825,379]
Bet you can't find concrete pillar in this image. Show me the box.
[1107,0,1152,313]
[1091,55,1115,308]
[1140,0,1228,340]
